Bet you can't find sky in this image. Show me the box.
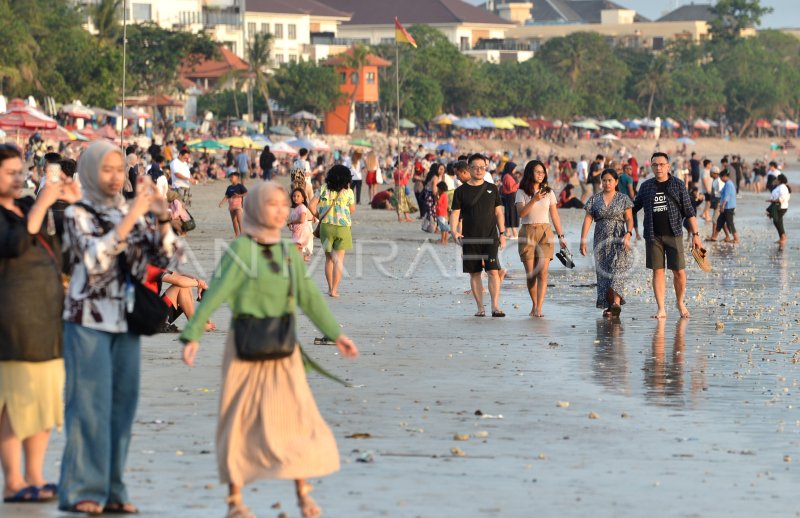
[466,1,800,28]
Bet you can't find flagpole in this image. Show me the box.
[395,41,400,136]
[121,0,127,151]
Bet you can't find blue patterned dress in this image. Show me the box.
[584,192,633,308]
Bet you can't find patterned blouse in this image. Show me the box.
[62,200,181,333]
[317,185,355,227]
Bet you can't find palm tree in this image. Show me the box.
[635,56,671,120]
[246,32,274,127]
[89,0,122,44]
[341,44,371,133]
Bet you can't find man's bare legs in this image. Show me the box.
[652,268,667,319]
[673,269,689,318]
[652,268,689,319]
[470,272,484,315]
[487,269,502,315]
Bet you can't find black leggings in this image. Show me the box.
[352,179,363,204]
[715,208,736,234]
[773,208,788,236]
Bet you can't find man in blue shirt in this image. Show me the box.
[707,169,739,244]
[235,148,250,177]
[634,152,702,319]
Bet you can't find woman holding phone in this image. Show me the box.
[515,160,567,318]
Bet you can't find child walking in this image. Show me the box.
[288,188,314,260]
[218,172,247,237]
[435,181,451,244]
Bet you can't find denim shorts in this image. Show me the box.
[436,216,450,232]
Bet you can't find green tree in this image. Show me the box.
[634,55,671,120]
[664,63,724,121]
[709,0,773,43]
[340,43,371,132]
[246,32,275,126]
[88,0,122,44]
[272,60,342,115]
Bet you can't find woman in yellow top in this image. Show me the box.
[309,165,355,298]
[181,181,358,518]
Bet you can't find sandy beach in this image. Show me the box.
[6,175,800,518]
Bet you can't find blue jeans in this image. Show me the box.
[59,323,141,509]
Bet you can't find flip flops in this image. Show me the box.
[4,485,55,503]
[692,247,712,272]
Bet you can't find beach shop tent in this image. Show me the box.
[0,99,58,131]
[622,119,640,130]
[453,118,481,130]
[398,118,416,129]
[311,139,330,151]
[599,119,626,131]
[571,119,600,131]
[270,141,298,155]
[60,102,94,120]
[289,110,319,122]
[188,139,228,150]
[269,125,295,136]
[489,117,515,130]
[692,119,711,130]
[286,138,315,149]
[432,114,458,125]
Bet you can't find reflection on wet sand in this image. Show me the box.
[592,319,630,396]
[643,319,707,408]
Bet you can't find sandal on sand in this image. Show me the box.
[297,484,323,518]
[104,502,139,514]
[474,310,485,317]
[491,310,506,318]
[58,500,103,515]
[224,495,254,518]
[610,305,621,317]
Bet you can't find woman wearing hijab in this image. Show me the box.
[0,144,80,504]
[180,181,358,518]
[499,162,520,240]
[58,141,180,515]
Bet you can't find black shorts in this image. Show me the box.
[462,237,502,274]
[167,303,184,324]
[710,197,719,210]
[703,193,711,202]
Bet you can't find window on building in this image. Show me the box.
[132,3,151,21]
[652,37,665,50]
[247,22,256,39]
[288,24,296,40]
[274,23,283,39]
[460,36,470,51]
[261,23,269,34]
[276,54,285,64]
[366,72,375,84]
[289,54,297,62]
[225,41,237,55]
[380,37,394,44]
[351,72,359,84]
[340,72,346,83]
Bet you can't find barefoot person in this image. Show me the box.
[515,160,567,317]
[180,181,358,518]
[450,153,506,317]
[767,173,790,250]
[0,145,79,504]
[58,141,180,515]
[218,171,247,237]
[309,165,355,298]
[706,168,739,244]
[579,168,634,318]
[633,152,702,319]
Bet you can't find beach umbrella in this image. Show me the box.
[692,119,710,130]
[270,141,298,155]
[348,138,373,148]
[286,138,315,149]
[175,120,199,130]
[474,117,495,128]
[420,141,437,149]
[489,117,515,130]
[599,119,626,130]
[453,119,480,130]
[571,120,600,131]
[188,139,228,150]
[0,99,57,130]
[311,139,330,151]
[432,113,458,125]
[622,119,640,130]
[781,120,799,130]
[399,118,416,129]
[755,119,772,129]
[0,129,6,139]
[509,117,529,128]
[552,120,563,128]
[251,135,272,148]
[289,110,318,121]
[599,133,619,140]
[60,102,94,120]
[218,136,259,149]
[269,125,295,136]
[676,137,696,145]
[437,142,456,153]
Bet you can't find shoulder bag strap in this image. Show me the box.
[466,183,490,210]
[663,181,687,218]
[317,190,338,221]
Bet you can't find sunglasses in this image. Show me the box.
[260,244,282,274]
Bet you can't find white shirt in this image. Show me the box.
[515,189,557,225]
[577,160,588,182]
[711,177,722,197]
[700,167,712,194]
[350,159,363,181]
[155,175,169,198]
[170,158,191,189]
[444,174,455,191]
[771,183,790,209]
[483,171,494,184]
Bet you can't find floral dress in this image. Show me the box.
[584,192,633,308]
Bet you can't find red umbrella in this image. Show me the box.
[0,98,57,130]
[756,118,772,129]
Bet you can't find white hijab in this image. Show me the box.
[77,140,125,209]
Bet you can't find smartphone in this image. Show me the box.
[540,186,551,194]
[46,163,61,184]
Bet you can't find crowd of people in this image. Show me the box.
[0,131,793,517]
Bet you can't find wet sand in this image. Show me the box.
[7,181,799,517]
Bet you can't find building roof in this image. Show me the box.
[322,48,392,66]
[181,46,250,80]
[657,3,714,22]
[318,0,514,26]
[490,0,649,24]
[247,0,350,18]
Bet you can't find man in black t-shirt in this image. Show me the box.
[589,154,604,194]
[689,152,700,188]
[259,145,276,180]
[450,153,506,318]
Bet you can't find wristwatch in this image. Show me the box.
[625,230,632,236]
[558,234,565,239]
[692,232,700,237]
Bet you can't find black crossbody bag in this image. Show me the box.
[233,240,297,361]
[75,202,169,336]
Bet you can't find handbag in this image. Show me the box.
[75,202,169,336]
[767,201,780,220]
[233,241,297,361]
[313,191,337,239]
[181,209,196,232]
[421,214,436,233]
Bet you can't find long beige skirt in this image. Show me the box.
[0,359,64,439]
[217,334,340,485]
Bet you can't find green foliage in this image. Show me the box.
[709,0,773,42]
[246,32,275,124]
[272,60,342,115]
[197,90,266,119]
[123,22,217,96]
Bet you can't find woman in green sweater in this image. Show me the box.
[180,181,358,518]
